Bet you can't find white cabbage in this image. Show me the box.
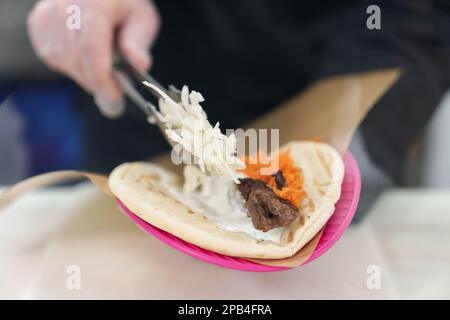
[146,83,245,183]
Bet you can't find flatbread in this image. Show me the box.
[109,141,344,259]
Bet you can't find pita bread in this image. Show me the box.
[109,141,344,259]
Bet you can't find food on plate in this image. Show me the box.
[109,141,344,259]
[109,85,344,259]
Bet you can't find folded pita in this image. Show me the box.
[109,141,344,259]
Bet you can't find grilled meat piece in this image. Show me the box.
[238,178,299,232]
[237,178,266,200]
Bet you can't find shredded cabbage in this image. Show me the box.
[144,83,245,183]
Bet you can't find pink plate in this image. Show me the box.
[117,152,361,272]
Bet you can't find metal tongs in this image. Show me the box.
[113,53,232,179]
[113,52,180,146]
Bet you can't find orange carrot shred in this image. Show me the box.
[241,151,306,208]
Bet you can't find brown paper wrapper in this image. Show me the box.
[0,68,400,269]
[248,68,401,155]
[244,68,401,267]
[0,171,111,211]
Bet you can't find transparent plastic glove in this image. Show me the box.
[27,0,160,118]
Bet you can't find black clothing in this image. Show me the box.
[81,0,450,184]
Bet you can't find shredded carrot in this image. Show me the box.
[241,151,306,208]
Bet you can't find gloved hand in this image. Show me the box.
[27,0,160,118]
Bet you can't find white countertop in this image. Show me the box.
[0,184,449,299]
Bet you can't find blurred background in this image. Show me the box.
[0,1,83,183]
[0,0,449,300]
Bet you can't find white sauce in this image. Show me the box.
[162,165,286,244]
